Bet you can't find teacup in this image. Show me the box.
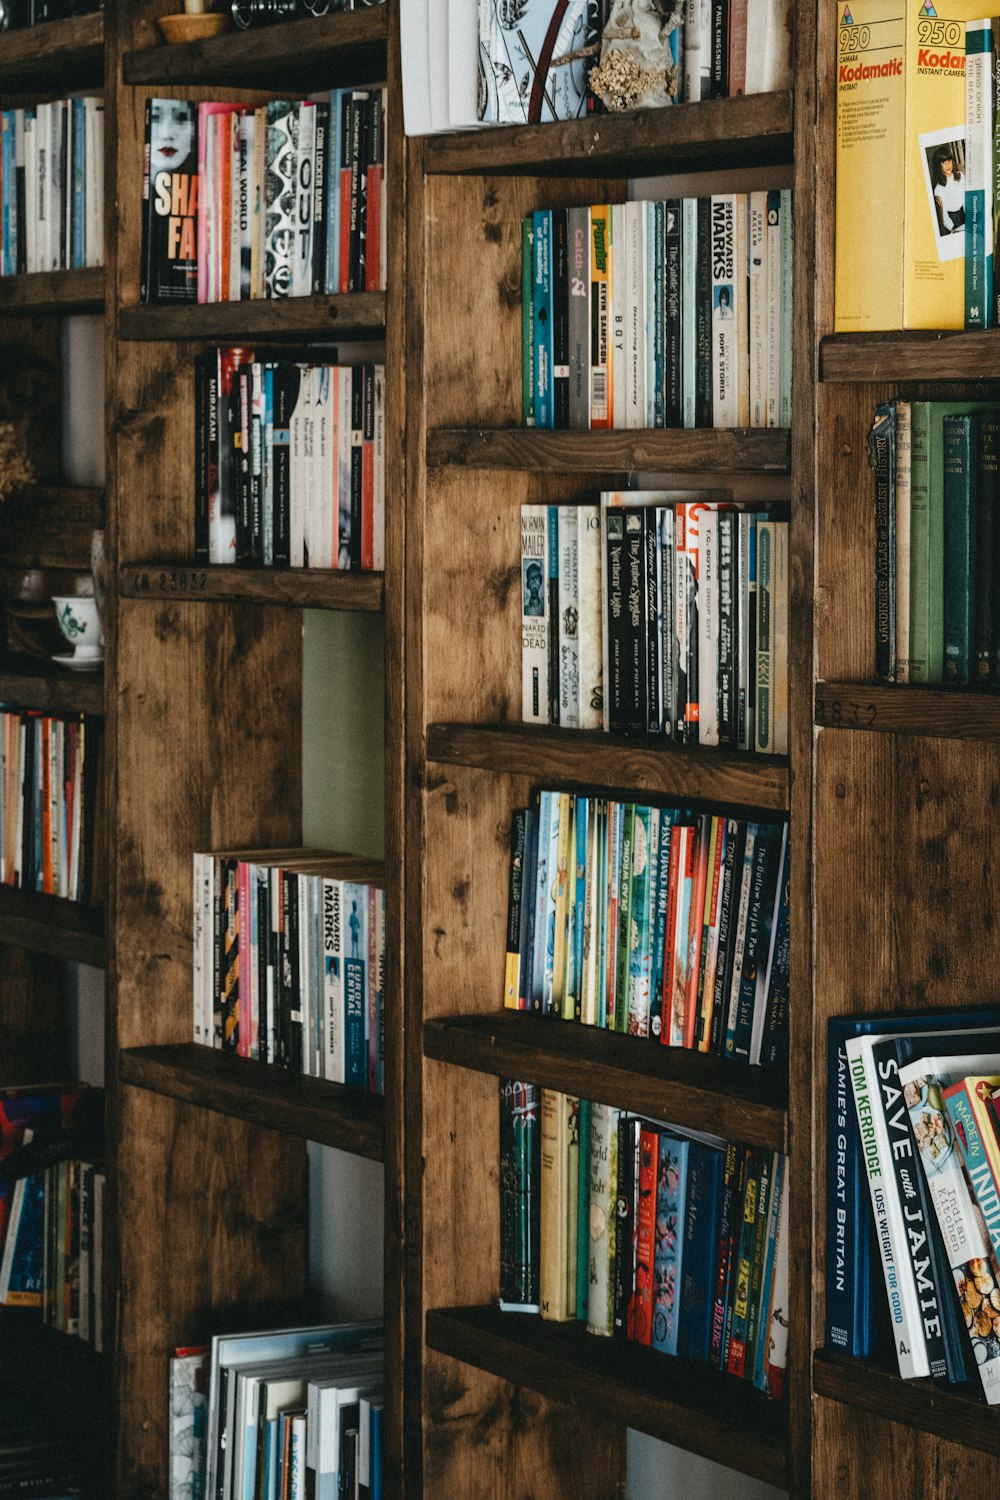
[52,595,103,660]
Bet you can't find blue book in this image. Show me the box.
[571,795,587,1023]
[71,97,86,270]
[677,1142,723,1362]
[369,1401,382,1500]
[2,112,15,277]
[650,1133,690,1355]
[343,881,369,1088]
[825,1007,999,1360]
[324,88,344,294]
[532,210,554,429]
[648,807,675,1040]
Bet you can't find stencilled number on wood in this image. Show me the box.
[131,571,208,594]
[819,698,877,728]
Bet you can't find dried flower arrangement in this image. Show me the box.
[589,0,681,112]
[0,422,35,506]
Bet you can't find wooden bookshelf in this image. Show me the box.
[424,90,793,179]
[0,268,104,315]
[426,426,792,474]
[425,1306,789,1488]
[423,1013,788,1150]
[0,886,103,968]
[119,1044,385,1161]
[0,655,103,716]
[812,1351,1000,1458]
[121,7,388,92]
[819,329,1000,383]
[0,9,103,92]
[426,722,790,809]
[118,565,385,613]
[118,292,385,343]
[815,681,1000,738]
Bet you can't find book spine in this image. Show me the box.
[522,217,535,426]
[665,199,682,427]
[966,22,994,329]
[590,205,611,429]
[681,198,698,428]
[539,1089,572,1321]
[533,210,553,429]
[586,1102,617,1337]
[567,205,591,430]
[552,207,570,428]
[942,413,976,686]
[943,1077,1000,1263]
[650,1135,688,1355]
[613,1112,637,1337]
[695,198,713,426]
[631,1123,658,1346]
[977,413,998,684]
[711,195,738,427]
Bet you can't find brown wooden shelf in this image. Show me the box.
[0,10,103,93]
[426,1306,789,1488]
[122,7,387,92]
[423,1013,787,1150]
[0,1309,102,1405]
[0,885,103,967]
[0,267,103,315]
[424,91,793,178]
[815,680,1000,739]
[820,329,1000,384]
[119,564,384,612]
[0,653,103,715]
[119,1043,385,1161]
[118,292,385,343]
[426,427,791,474]
[813,1349,999,1455]
[426,722,790,810]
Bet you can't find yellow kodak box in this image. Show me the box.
[835,0,983,331]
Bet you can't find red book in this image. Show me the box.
[631,1126,659,1346]
[728,0,748,95]
[683,815,711,1051]
[364,92,384,293]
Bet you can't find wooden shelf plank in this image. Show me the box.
[813,1350,1000,1454]
[424,91,793,178]
[820,329,1000,383]
[0,654,103,716]
[0,10,103,92]
[0,267,103,315]
[426,427,791,474]
[0,1309,102,1405]
[426,722,789,811]
[815,681,1000,739]
[122,8,387,91]
[423,1013,788,1150]
[118,292,385,343]
[119,564,384,612]
[119,1043,385,1161]
[0,885,103,967]
[426,1306,789,1489]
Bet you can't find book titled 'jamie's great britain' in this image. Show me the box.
[141,98,198,304]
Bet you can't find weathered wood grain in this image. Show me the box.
[0,268,104,315]
[427,426,792,474]
[118,293,385,343]
[816,681,1000,739]
[119,563,384,612]
[812,1394,999,1500]
[814,1351,1000,1459]
[0,9,102,91]
[0,945,69,1080]
[0,885,103,967]
[0,654,103,716]
[821,329,1000,383]
[0,485,105,570]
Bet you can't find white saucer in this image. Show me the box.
[52,652,103,673]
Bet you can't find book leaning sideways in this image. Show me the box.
[835,0,988,331]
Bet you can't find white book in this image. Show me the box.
[681,198,697,428]
[557,506,580,727]
[623,199,645,430]
[227,109,242,302]
[36,102,50,274]
[644,200,657,428]
[337,366,353,569]
[289,1415,307,1500]
[765,190,782,428]
[24,110,37,275]
[84,98,104,268]
[697,504,720,745]
[48,100,63,271]
[745,0,793,93]
[610,202,627,431]
[748,191,767,428]
[399,0,434,135]
[846,1035,933,1380]
[447,0,482,129]
[779,188,793,427]
[520,504,549,724]
[313,365,334,570]
[293,102,315,299]
[683,0,702,100]
[577,506,602,730]
[289,364,310,568]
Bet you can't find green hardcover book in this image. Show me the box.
[979,415,1000,683]
[521,217,535,428]
[744,1149,776,1381]
[942,413,977,686]
[909,401,998,684]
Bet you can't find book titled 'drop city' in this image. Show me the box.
[835,0,988,331]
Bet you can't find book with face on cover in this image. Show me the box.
[141,98,198,304]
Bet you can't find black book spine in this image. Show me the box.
[347,90,367,292]
[728,823,780,1062]
[978,413,999,683]
[552,207,570,429]
[311,100,329,297]
[613,1112,638,1337]
[869,401,897,683]
[644,507,660,733]
[665,199,682,427]
[717,510,735,743]
[194,352,209,564]
[139,99,152,303]
[350,364,364,569]
[709,817,743,1055]
[658,508,675,741]
[623,508,646,733]
[235,364,252,566]
[272,362,293,568]
[710,0,730,97]
[250,363,263,567]
[605,511,625,732]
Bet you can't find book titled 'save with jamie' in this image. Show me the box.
[141,98,198,304]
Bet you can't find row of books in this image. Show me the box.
[0,1392,95,1500]
[828,1007,1000,1403]
[172,1320,384,1500]
[499,1085,789,1396]
[0,1085,103,1352]
[192,849,385,1094]
[0,709,101,904]
[141,90,385,305]
[870,399,1000,687]
[402,0,793,134]
[195,350,385,571]
[521,497,789,752]
[0,99,104,277]
[502,792,789,1069]
[522,194,793,432]
[0,0,100,27]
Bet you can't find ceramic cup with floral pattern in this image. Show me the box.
[52,595,103,660]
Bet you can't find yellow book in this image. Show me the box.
[835,0,985,330]
[539,1089,573,1322]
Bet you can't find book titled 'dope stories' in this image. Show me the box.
[835,0,990,331]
